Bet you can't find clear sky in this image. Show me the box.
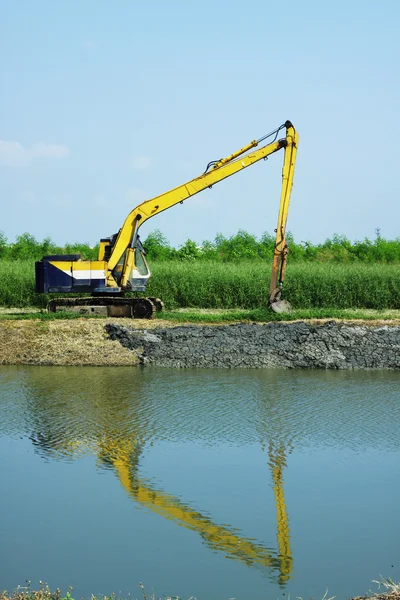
[1,0,399,247]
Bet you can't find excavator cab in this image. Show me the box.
[129,245,151,292]
[111,241,151,292]
[101,232,151,293]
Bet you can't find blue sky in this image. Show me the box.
[1,0,399,247]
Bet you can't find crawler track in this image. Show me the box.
[47,296,164,319]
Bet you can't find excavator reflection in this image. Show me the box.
[96,437,292,584]
[268,441,292,579]
[23,370,293,585]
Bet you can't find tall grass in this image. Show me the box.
[2,259,400,310]
[0,261,40,307]
[145,261,400,310]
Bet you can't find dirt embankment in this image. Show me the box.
[1,318,400,368]
[106,320,400,369]
[0,319,140,366]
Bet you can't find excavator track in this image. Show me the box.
[47,296,160,319]
[147,297,165,313]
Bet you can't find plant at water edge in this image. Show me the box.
[0,582,75,600]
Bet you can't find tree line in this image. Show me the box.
[1,229,400,263]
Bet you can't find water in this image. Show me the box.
[0,366,399,600]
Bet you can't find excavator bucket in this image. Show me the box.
[270,300,292,314]
[269,288,292,314]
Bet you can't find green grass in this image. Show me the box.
[157,308,400,323]
[2,260,400,311]
[0,261,40,307]
[1,307,399,322]
[146,261,400,310]
[0,311,102,321]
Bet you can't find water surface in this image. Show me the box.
[0,366,399,600]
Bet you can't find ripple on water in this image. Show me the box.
[0,366,399,457]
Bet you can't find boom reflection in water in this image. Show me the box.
[2,365,400,600]
[99,438,292,583]
[2,366,294,585]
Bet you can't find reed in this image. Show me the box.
[1,260,400,311]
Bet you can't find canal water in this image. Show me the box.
[0,366,399,600]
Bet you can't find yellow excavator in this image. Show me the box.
[35,121,298,317]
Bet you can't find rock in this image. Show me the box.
[105,322,400,369]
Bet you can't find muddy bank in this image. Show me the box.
[106,321,400,369]
[1,318,400,368]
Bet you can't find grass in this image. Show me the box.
[157,307,400,323]
[2,580,400,600]
[0,319,141,366]
[2,260,400,311]
[0,260,40,307]
[0,582,181,600]
[1,307,400,324]
[0,310,103,321]
[145,261,400,310]
[0,583,74,600]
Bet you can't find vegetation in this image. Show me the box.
[0,232,99,262]
[145,261,400,310]
[1,580,400,600]
[0,318,139,366]
[0,584,74,600]
[142,228,400,264]
[0,582,187,600]
[157,308,400,323]
[2,307,400,323]
[0,582,161,600]
[3,228,400,264]
[2,229,400,312]
[2,260,400,311]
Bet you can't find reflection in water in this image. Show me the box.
[99,438,292,584]
[268,442,292,578]
[2,366,400,591]
[1,367,294,584]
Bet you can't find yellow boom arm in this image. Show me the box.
[105,121,298,300]
[269,127,298,304]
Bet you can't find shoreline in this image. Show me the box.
[1,317,400,368]
[1,582,400,600]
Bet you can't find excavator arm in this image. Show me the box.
[269,126,298,311]
[105,121,298,308]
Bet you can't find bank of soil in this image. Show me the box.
[106,320,400,369]
[0,319,140,366]
[1,318,400,368]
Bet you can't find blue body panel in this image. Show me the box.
[35,261,106,294]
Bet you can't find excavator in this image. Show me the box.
[35,121,298,317]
